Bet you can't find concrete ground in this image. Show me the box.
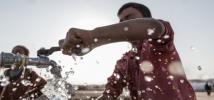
[73,91,214,100]
[196,92,214,100]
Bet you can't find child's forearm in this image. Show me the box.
[91,18,165,48]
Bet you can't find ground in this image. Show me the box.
[73,91,214,100]
[196,92,214,100]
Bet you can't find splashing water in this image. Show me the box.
[42,78,74,100]
[0,76,10,86]
[39,62,76,99]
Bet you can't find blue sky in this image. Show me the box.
[0,0,214,84]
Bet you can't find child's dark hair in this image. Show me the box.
[12,45,29,56]
[118,2,152,18]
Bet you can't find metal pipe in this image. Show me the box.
[0,52,62,78]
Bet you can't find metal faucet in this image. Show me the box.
[0,52,62,78]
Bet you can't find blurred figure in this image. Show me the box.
[205,81,212,96]
[0,45,48,100]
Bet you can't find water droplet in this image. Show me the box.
[142,90,146,93]
[139,61,154,73]
[12,88,17,91]
[148,38,153,41]
[138,90,142,96]
[197,66,202,70]
[113,73,120,80]
[58,81,62,85]
[0,77,10,86]
[12,82,16,85]
[35,78,41,82]
[11,64,16,70]
[147,28,155,35]
[31,94,35,98]
[144,76,153,82]
[190,46,196,51]
[74,86,79,90]
[96,60,100,64]
[86,96,90,99]
[76,44,80,48]
[167,75,174,80]
[21,80,32,86]
[135,56,140,60]
[155,85,159,89]
[124,27,129,31]
[81,48,90,54]
[146,87,152,91]
[57,87,62,92]
[157,39,162,43]
[180,79,184,84]
[106,89,110,93]
[94,38,98,42]
[168,61,185,76]
[16,83,20,86]
[131,47,138,52]
[163,35,170,39]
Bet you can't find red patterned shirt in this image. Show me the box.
[103,20,196,100]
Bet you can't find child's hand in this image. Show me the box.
[59,28,94,56]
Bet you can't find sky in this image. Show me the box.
[0,0,214,84]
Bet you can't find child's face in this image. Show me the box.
[118,7,144,22]
[13,48,28,56]
[118,7,144,46]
